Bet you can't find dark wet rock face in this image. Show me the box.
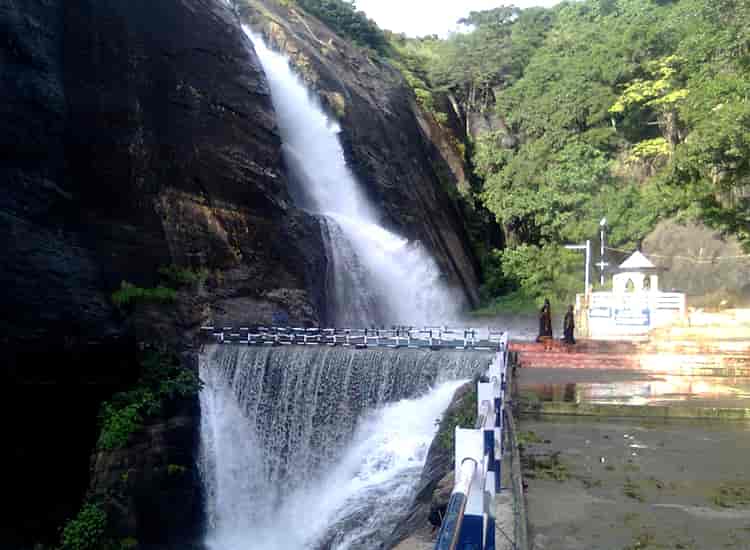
[241,0,481,306]
[1,0,326,546]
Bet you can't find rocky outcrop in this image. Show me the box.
[643,219,750,306]
[238,0,481,306]
[1,0,327,546]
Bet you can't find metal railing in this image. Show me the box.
[199,325,507,351]
[434,334,509,550]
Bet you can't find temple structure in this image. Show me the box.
[579,250,687,339]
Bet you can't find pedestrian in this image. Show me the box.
[537,298,553,348]
[563,305,575,345]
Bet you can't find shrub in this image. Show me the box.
[437,387,477,451]
[111,282,177,309]
[60,503,106,550]
[97,402,143,451]
[97,350,203,451]
[157,265,210,287]
[295,0,389,55]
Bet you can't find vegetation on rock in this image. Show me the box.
[97,349,202,451]
[436,385,477,452]
[111,282,177,309]
[293,0,389,54]
[59,503,107,550]
[111,265,209,309]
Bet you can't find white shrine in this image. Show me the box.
[582,250,686,339]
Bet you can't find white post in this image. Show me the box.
[585,239,591,293]
[600,226,605,286]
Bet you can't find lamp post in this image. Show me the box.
[597,217,608,286]
[564,240,591,295]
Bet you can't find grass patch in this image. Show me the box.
[524,452,570,481]
[624,477,646,501]
[712,483,750,508]
[518,431,544,445]
[471,289,539,317]
[582,478,603,489]
[623,531,664,549]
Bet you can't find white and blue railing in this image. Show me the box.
[199,325,507,351]
[435,335,509,550]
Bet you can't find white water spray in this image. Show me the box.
[245,27,462,326]
[199,346,484,549]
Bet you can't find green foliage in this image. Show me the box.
[167,464,188,476]
[60,503,106,550]
[501,244,583,303]
[472,289,539,317]
[157,265,209,287]
[627,137,670,162]
[111,282,177,309]
[437,387,477,452]
[295,0,388,54]
[98,402,143,452]
[442,0,750,301]
[97,350,203,451]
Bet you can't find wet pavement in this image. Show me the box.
[516,335,750,548]
[520,416,750,549]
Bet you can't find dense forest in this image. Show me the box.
[285,0,750,309]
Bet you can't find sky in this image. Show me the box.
[355,0,562,38]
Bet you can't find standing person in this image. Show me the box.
[563,305,576,345]
[537,298,553,343]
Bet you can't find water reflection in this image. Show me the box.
[523,376,750,408]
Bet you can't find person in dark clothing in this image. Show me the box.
[563,305,576,345]
[537,298,553,343]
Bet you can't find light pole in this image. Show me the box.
[564,240,591,294]
[597,217,608,286]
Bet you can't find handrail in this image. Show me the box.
[435,458,478,550]
[199,325,507,351]
[433,335,509,550]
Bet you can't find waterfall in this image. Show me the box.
[245,27,462,326]
[198,24,482,550]
[199,346,490,549]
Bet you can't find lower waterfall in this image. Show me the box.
[199,345,491,549]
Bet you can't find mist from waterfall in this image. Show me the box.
[199,346,490,550]
[245,27,462,326]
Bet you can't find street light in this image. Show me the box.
[598,217,608,286]
[564,240,591,294]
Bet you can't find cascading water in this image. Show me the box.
[245,27,462,326]
[199,346,490,549]
[198,22,481,550]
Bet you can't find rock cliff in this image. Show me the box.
[2,0,326,546]
[643,219,750,306]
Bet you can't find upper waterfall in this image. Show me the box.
[245,27,463,326]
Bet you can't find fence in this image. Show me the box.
[199,325,507,351]
[434,334,510,550]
